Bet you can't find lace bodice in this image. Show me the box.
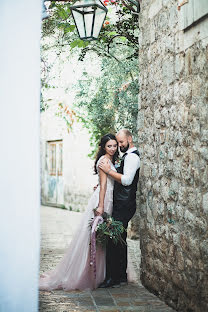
[96,156,116,193]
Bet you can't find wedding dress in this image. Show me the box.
[39,156,115,291]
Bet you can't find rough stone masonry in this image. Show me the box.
[137,0,208,311]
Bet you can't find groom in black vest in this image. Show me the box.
[98,129,140,287]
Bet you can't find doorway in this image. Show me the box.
[45,140,64,207]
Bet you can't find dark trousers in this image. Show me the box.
[106,220,128,281]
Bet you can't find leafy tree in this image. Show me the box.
[74,54,138,156]
[41,0,139,59]
[41,0,139,156]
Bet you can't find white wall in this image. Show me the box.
[40,105,98,209]
[63,122,98,192]
[0,1,41,311]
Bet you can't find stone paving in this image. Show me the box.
[39,206,175,312]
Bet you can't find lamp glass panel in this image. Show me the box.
[93,8,106,38]
[73,10,85,38]
[84,11,94,37]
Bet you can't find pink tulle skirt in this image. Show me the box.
[39,187,113,291]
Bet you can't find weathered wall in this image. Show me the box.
[40,105,97,211]
[138,0,208,311]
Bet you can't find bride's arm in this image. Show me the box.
[95,168,107,216]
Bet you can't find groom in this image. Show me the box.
[98,129,140,287]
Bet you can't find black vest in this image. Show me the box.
[112,150,140,221]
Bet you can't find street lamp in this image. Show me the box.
[70,0,108,41]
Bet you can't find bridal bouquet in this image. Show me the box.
[90,211,126,278]
[90,211,126,247]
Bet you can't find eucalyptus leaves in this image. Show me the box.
[91,211,126,247]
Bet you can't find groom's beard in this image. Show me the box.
[120,143,129,153]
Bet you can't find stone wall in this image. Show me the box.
[137,0,208,311]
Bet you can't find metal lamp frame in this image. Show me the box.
[70,0,108,40]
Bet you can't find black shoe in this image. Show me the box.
[98,278,111,288]
[111,280,121,288]
[98,278,120,288]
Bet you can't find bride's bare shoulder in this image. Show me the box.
[98,155,108,161]
[97,156,109,167]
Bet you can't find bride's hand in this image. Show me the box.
[93,184,98,191]
[95,206,104,216]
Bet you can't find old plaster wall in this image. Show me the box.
[40,105,97,212]
[137,0,208,311]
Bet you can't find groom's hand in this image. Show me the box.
[99,159,111,173]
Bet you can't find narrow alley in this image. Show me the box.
[39,206,175,312]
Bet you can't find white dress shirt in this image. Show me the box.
[121,147,140,186]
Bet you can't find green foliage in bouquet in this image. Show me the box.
[93,212,126,247]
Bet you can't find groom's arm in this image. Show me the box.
[98,159,122,183]
[99,154,140,185]
[107,169,122,184]
[120,154,140,186]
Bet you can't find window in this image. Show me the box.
[179,0,208,30]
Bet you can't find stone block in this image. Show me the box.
[162,56,175,85]
[201,129,208,143]
[202,192,208,214]
[148,0,162,19]
[198,103,208,125]
[175,53,185,78]
[150,21,156,43]
[157,11,170,33]
[160,187,170,203]
[184,49,193,76]
[175,30,185,53]
[199,147,208,161]
[167,148,174,160]
[177,103,189,126]
[169,105,177,127]
[162,0,170,8]
[169,5,178,30]
[194,50,207,74]
[191,77,201,97]
[137,110,144,129]
[175,204,183,220]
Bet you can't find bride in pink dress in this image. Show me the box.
[39,133,118,291]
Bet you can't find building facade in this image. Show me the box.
[41,105,97,212]
[137,0,208,311]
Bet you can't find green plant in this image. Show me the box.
[41,0,139,156]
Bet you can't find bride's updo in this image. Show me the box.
[94,133,118,174]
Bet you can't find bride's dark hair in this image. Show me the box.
[94,133,118,174]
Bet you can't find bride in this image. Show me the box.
[39,133,118,291]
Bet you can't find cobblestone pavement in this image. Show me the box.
[39,206,175,312]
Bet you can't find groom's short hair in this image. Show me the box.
[117,129,132,138]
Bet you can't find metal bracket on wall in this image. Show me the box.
[178,0,189,11]
[126,0,140,13]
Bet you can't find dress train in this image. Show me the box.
[39,157,115,291]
